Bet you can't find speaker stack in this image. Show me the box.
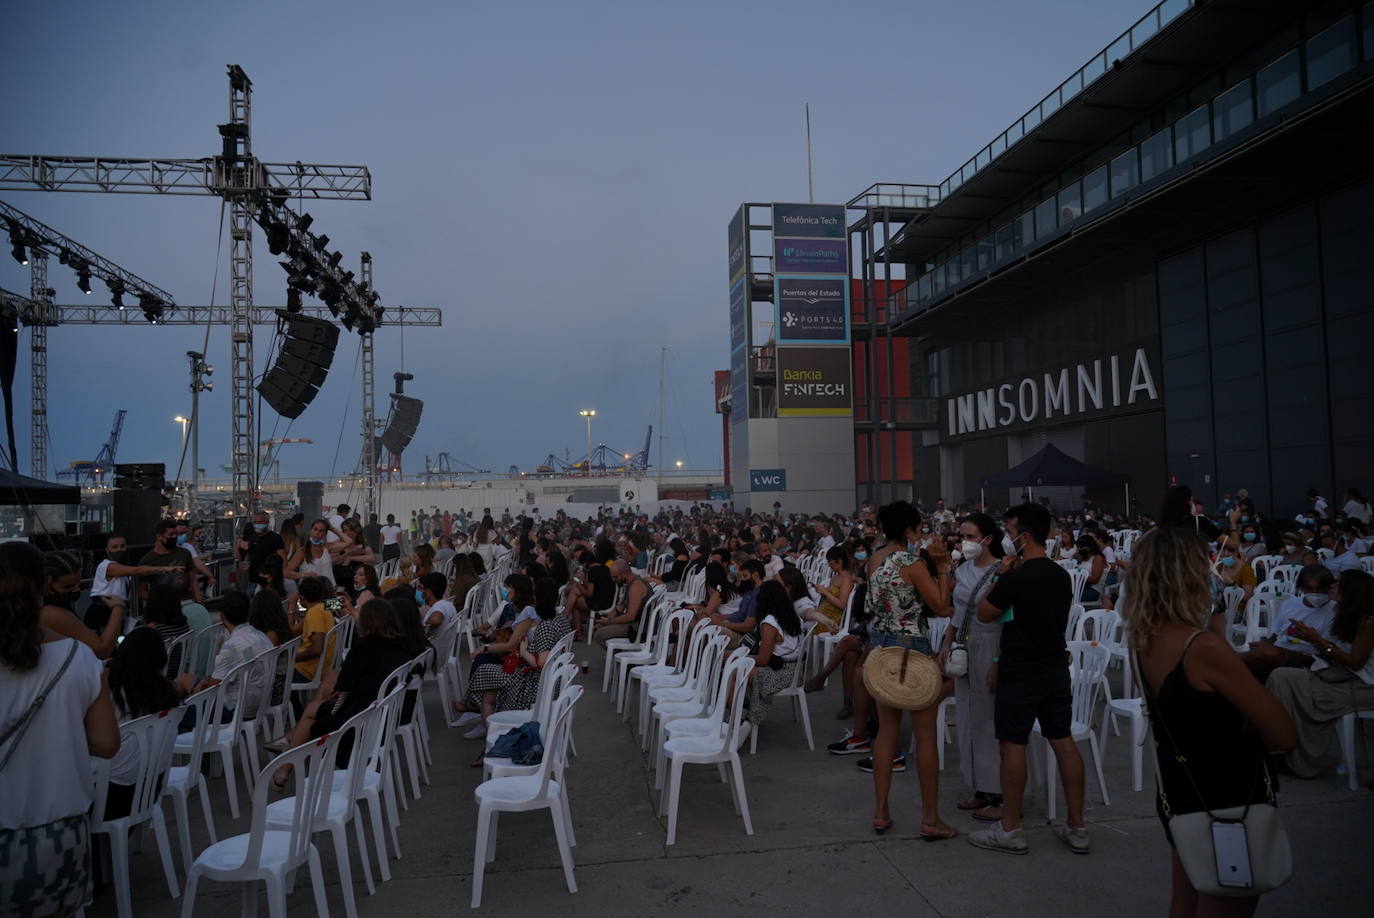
[297,481,324,522]
[257,312,339,419]
[381,395,424,454]
[112,462,166,545]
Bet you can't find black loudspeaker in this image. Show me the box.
[381,396,423,454]
[257,314,339,419]
[113,462,166,491]
[297,481,324,521]
[113,489,163,546]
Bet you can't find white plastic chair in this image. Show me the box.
[1316,547,1335,561]
[165,630,196,679]
[1063,603,1085,644]
[659,653,755,845]
[1098,648,1148,792]
[1361,557,1374,575]
[647,633,732,769]
[391,650,431,801]
[601,589,666,694]
[470,686,581,908]
[264,706,376,918]
[173,657,255,819]
[1250,555,1284,582]
[165,687,221,876]
[1228,594,1276,649]
[290,616,350,705]
[258,637,302,741]
[1067,568,1089,606]
[179,736,337,918]
[356,675,410,878]
[1339,709,1374,790]
[748,631,814,753]
[91,709,181,918]
[620,609,694,719]
[484,654,576,752]
[815,587,857,682]
[636,622,714,746]
[1036,641,1111,820]
[191,622,226,679]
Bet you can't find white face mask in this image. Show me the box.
[1302,593,1330,608]
[1001,533,1019,556]
[961,540,983,560]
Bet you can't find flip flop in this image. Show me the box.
[872,817,894,835]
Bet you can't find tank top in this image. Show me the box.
[1144,630,1271,818]
[91,558,130,601]
[297,548,335,585]
[867,550,925,637]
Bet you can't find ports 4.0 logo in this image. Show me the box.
[782,311,797,328]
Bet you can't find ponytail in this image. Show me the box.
[0,543,48,671]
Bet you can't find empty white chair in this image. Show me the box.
[257,637,301,742]
[615,607,689,715]
[164,687,221,876]
[470,687,581,908]
[172,656,255,819]
[601,590,666,694]
[165,630,197,679]
[392,649,432,800]
[1229,594,1275,649]
[354,675,410,880]
[635,620,713,742]
[1250,554,1284,582]
[647,634,733,769]
[1063,603,1085,644]
[1037,641,1111,820]
[264,706,376,918]
[1098,648,1148,792]
[180,736,337,918]
[190,622,226,679]
[91,709,181,918]
[1066,568,1089,606]
[660,654,755,845]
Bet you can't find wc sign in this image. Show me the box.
[750,468,787,491]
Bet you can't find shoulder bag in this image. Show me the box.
[943,564,998,678]
[0,641,80,773]
[1133,641,1292,898]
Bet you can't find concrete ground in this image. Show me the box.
[95,662,1371,917]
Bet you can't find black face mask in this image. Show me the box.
[162,537,179,550]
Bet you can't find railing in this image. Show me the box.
[896,7,1370,318]
[935,0,1194,200]
[847,183,942,211]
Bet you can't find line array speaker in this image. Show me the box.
[257,314,340,419]
[380,395,423,454]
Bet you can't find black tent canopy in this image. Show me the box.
[0,468,81,506]
[980,444,1130,511]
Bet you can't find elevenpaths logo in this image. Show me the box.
[783,247,796,257]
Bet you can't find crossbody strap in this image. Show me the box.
[0,640,80,773]
[956,564,999,645]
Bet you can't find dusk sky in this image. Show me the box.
[2,0,1148,483]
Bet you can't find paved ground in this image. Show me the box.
[95,662,1371,917]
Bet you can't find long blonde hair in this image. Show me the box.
[1121,527,1213,650]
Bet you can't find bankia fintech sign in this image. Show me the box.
[776,275,848,343]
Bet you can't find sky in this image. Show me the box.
[1,0,1149,483]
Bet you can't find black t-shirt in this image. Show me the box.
[984,556,1070,678]
[587,563,615,612]
[247,530,285,579]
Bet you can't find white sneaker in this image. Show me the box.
[463,722,488,740]
[1056,824,1091,854]
[968,822,1029,855]
[455,711,481,727]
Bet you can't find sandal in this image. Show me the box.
[919,822,959,841]
[972,804,1003,822]
[957,793,991,810]
[803,676,824,694]
[872,817,894,835]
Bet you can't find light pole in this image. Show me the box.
[173,416,189,504]
[187,351,213,513]
[579,409,596,475]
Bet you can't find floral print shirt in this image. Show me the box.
[868,550,925,637]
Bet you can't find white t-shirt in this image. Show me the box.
[426,598,459,632]
[91,558,131,601]
[1324,550,1362,577]
[816,535,836,554]
[0,638,103,829]
[381,525,403,546]
[1343,500,1371,524]
[762,556,784,579]
[1269,596,1337,653]
[1313,496,1329,518]
[326,514,344,543]
[761,614,803,661]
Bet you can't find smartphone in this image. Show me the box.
[1211,821,1253,889]
[325,597,343,613]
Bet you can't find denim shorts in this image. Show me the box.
[867,630,933,656]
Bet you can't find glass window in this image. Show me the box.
[1174,104,1211,163]
[995,223,1014,261]
[960,246,976,279]
[1083,166,1108,212]
[992,133,1007,157]
[933,264,946,294]
[1213,80,1253,141]
[1107,35,1130,66]
[977,237,994,271]
[1057,182,1082,225]
[976,148,989,170]
[1082,53,1105,87]
[947,256,962,285]
[1306,16,1357,89]
[1061,71,1082,102]
[1110,148,1139,198]
[1257,50,1300,117]
[1013,210,1033,250]
[1139,126,1173,181]
[1159,0,1189,26]
[1041,88,1061,120]
[1006,119,1023,146]
[1034,196,1057,239]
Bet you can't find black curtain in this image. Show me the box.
[0,325,18,472]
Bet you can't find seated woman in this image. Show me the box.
[496,577,573,713]
[346,563,381,610]
[778,566,837,636]
[382,590,432,724]
[1072,535,1108,603]
[1213,532,1257,611]
[270,598,415,787]
[452,574,539,738]
[811,545,857,633]
[141,582,190,677]
[447,554,480,608]
[331,518,376,583]
[685,561,738,623]
[104,628,184,819]
[743,580,805,733]
[1268,569,1374,781]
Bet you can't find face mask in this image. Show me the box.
[1242,532,1256,542]
[1002,533,1020,556]
[176,533,189,545]
[853,551,868,561]
[1240,516,1250,523]
[414,589,426,605]
[253,522,268,533]
[163,537,179,549]
[920,527,931,535]
[1303,593,1330,608]
[961,540,983,560]
[499,586,511,602]
[310,537,324,546]
[1219,557,1236,568]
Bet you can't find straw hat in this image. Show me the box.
[863,645,942,711]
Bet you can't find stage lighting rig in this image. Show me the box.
[0,201,174,313]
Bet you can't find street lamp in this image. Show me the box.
[173,416,189,499]
[675,459,684,469]
[579,409,596,474]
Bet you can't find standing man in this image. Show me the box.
[970,502,1090,856]
[363,513,383,557]
[244,510,286,597]
[139,520,197,600]
[380,513,403,564]
[326,504,349,544]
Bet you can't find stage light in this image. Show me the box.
[313,233,329,250]
[266,222,289,256]
[76,270,92,294]
[327,250,342,267]
[10,242,26,266]
[296,213,313,232]
[112,291,124,309]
